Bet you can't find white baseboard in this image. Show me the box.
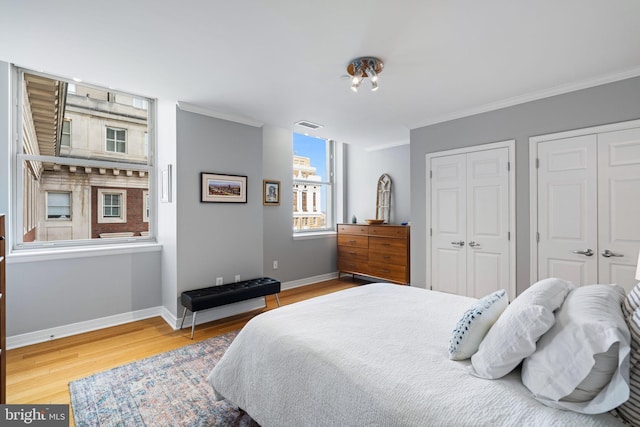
[8,272,341,349]
[7,306,163,350]
[161,298,266,331]
[280,272,338,290]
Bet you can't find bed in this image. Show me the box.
[207,283,627,426]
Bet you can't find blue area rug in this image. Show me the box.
[69,331,258,426]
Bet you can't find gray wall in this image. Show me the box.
[345,143,411,225]
[7,251,162,336]
[175,109,264,313]
[410,76,640,294]
[262,126,337,283]
[0,62,9,219]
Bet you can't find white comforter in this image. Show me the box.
[207,283,623,426]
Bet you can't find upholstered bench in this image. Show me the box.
[180,277,281,338]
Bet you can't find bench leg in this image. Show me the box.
[275,293,281,307]
[191,311,197,339]
[179,306,188,330]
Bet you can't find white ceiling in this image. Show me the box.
[1,0,639,150]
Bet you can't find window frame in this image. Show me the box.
[105,126,127,154]
[11,66,157,251]
[143,190,150,223]
[46,191,72,221]
[98,189,126,223]
[61,118,71,147]
[292,136,335,234]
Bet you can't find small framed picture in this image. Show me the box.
[263,180,280,206]
[201,172,247,203]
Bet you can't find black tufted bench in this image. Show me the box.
[180,277,281,338]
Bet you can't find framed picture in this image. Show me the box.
[201,172,247,203]
[263,180,280,205]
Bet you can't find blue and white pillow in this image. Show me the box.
[448,289,508,361]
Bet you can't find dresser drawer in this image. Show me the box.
[368,250,407,266]
[367,262,407,283]
[369,225,408,238]
[338,259,369,274]
[338,246,368,262]
[369,236,407,252]
[337,224,369,235]
[337,234,368,248]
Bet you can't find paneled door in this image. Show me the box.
[533,123,640,292]
[537,134,598,285]
[429,145,512,298]
[598,127,640,289]
[430,153,467,296]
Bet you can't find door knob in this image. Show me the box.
[601,249,624,258]
[468,241,480,247]
[450,241,465,247]
[572,249,594,256]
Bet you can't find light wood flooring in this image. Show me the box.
[6,278,364,420]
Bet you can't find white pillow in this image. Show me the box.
[521,284,630,414]
[448,289,508,361]
[470,278,574,379]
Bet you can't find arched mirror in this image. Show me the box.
[376,173,392,224]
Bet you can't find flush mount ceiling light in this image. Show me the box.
[347,57,384,93]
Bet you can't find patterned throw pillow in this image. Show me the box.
[623,282,640,318]
[613,283,640,425]
[448,289,508,361]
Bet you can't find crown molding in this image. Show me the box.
[177,101,264,128]
[411,66,640,130]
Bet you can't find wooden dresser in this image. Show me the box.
[337,223,410,285]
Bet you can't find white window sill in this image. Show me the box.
[293,230,337,241]
[7,242,162,264]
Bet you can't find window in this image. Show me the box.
[98,189,126,223]
[61,119,71,146]
[106,127,126,153]
[13,67,154,248]
[143,190,150,223]
[47,192,71,220]
[133,98,148,110]
[103,194,120,217]
[292,133,334,232]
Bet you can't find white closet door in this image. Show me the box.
[430,154,467,296]
[430,148,510,298]
[537,135,598,286]
[466,148,510,298]
[598,127,640,292]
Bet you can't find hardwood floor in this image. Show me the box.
[6,278,364,416]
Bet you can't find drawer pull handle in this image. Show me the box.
[383,256,390,259]
[380,269,390,273]
[349,240,356,243]
[348,252,357,255]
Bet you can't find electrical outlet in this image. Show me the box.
[216,277,223,286]
[273,260,278,270]
[235,275,241,283]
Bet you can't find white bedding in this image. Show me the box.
[207,283,624,426]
